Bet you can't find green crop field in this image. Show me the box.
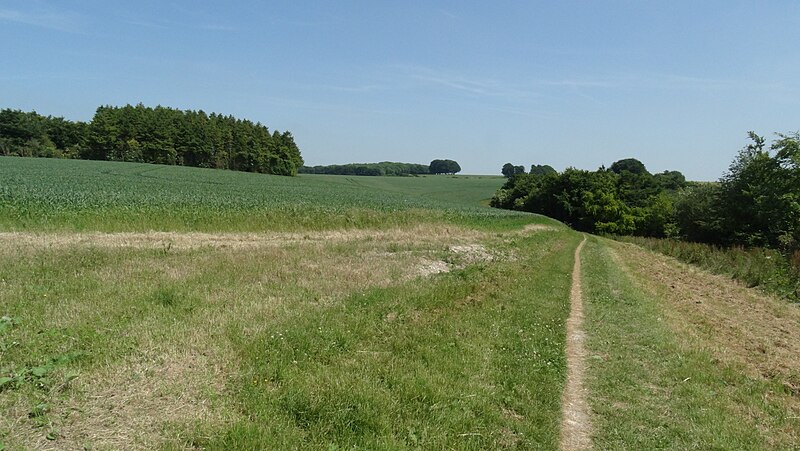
[0,157,515,232]
[1,157,798,450]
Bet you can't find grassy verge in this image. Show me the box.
[615,235,800,302]
[192,230,580,449]
[0,217,576,449]
[583,237,800,449]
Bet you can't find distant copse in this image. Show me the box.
[501,163,527,178]
[299,162,430,176]
[491,158,687,237]
[609,158,649,175]
[529,164,556,176]
[429,159,461,175]
[0,104,304,176]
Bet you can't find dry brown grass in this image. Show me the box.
[0,224,488,251]
[1,223,514,449]
[521,223,559,234]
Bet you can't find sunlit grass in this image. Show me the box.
[582,237,800,449]
[0,157,519,232]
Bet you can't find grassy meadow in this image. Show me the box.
[1,156,799,449]
[0,157,574,449]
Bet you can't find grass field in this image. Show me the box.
[1,157,799,449]
[0,158,514,232]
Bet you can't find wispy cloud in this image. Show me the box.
[0,5,84,33]
[321,84,388,93]
[125,17,236,32]
[484,105,560,119]
[439,9,459,20]
[124,20,170,30]
[199,23,237,32]
[260,96,403,116]
[394,64,540,100]
[646,73,789,92]
[533,78,618,88]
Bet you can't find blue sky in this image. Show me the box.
[2,1,799,179]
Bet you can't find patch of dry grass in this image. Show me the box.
[0,224,488,251]
[0,223,516,449]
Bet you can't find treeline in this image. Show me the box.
[299,159,462,176]
[492,158,687,237]
[0,104,303,176]
[492,132,800,256]
[299,162,430,176]
[501,163,557,177]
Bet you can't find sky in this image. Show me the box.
[2,1,799,180]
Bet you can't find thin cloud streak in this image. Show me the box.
[125,18,236,32]
[261,96,404,116]
[393,65,540,99]
[0,7,84,33]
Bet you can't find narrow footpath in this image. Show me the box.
[560,236,591,450]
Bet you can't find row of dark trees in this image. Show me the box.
[299,162,430,176]
[0,105,304,176]
[492,132,800,254]
[502,163,556,178]
[299,159,462,176]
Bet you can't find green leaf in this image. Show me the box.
[30,365,52,378]
[0,316,16,334]
[0,376,14,388]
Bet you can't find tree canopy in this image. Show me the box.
[529,164,556,176]
[491,133,800,256]
[0,104,304,176]
[491,158,687,237]
[429,159,461,174]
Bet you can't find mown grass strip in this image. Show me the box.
[583,237,798,449]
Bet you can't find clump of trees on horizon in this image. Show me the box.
[0,104,304,176]
[502,163,556,178]
[299,161,430,176]
[429,159,461,175]
[492,131,800,257]
[300,159,462,176]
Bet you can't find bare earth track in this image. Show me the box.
[560,236,592,450]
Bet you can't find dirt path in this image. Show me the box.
[560,236,591,450]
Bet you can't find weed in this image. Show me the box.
[1,351,84,392]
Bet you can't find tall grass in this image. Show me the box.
[616,236,800,302]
